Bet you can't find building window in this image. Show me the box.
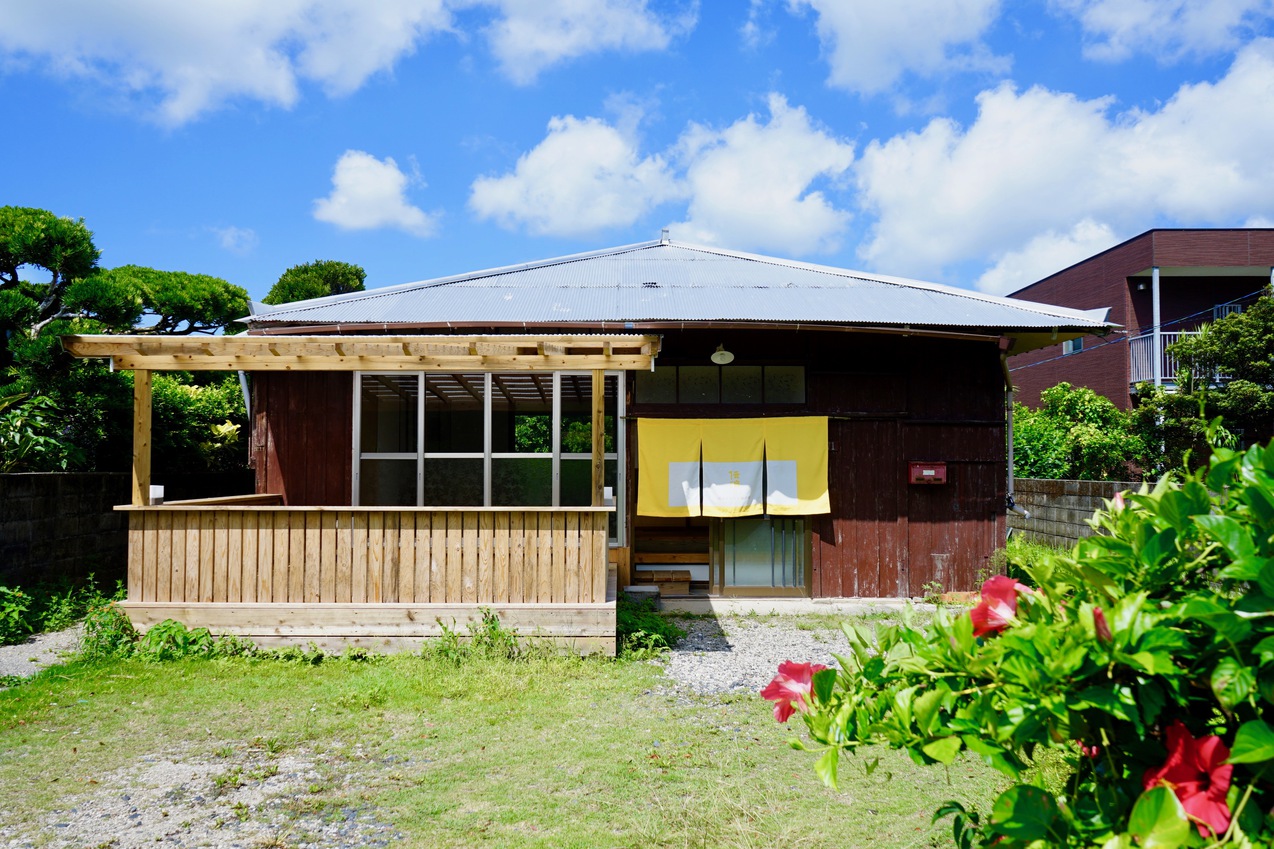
[635,365,805,405]
[1214,303,1243,319]
[354,371,624,543]
[1062,337,1083,355]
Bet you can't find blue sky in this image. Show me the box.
[3,1,1273,303]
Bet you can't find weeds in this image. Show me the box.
[616,592,685,658]
[0,575,121,646]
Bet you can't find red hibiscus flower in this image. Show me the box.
[760,660,828,723]
[969,575,1031,637]
[1093,606,1113,643]
[1142,721,1233,838]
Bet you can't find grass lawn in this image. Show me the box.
[0,616,1012,848]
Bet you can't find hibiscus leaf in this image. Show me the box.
[1211,657,1256,711]
[812,668,836,705]
[1128,786,1190,849]
[1227,719,1274,764]
[813,746,839,790]
[1194,515,1256,560]
[989,785,1060,841]
[921,735,963,765]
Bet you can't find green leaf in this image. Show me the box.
[1195,514,1256,560]
[1211,656,1256,711]
[913,686,946,734]
[989,785,1060,841]
[1128,786,1191,849]
[814,747,839,790]
[921,735,963,765]
[811,668,836,705]
[1228,719,1274,764]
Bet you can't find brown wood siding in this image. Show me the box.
[631,329,1008,597]
[251,372,353,505]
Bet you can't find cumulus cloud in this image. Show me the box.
[0,1,451,125]
[481,0,698,84]
[975,220,1118,294]
[314,150,439,237]
[211,225,259,256]
[1052,0,1274,62]
[469,114,681,236]
[855,38,1274,280]
[788,0,1007,95]
[670,94,855,254]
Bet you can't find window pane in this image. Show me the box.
[359,459,416,506]
[424,374,484,452]
[559,373,616,453]
[764,366,805,403]
[492,457,552,506]
[724,517,804,588]
[679,366,719,404]
[561,458,620,540]
[360,375,418,453]
[490,374,553,453]
[422,458,483,506]
[722,366,762,403]
[636,366,676,403]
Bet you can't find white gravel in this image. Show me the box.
[0,625,81,681]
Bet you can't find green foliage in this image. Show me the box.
[65,265,249,334]
[0,206,99,296]
[787,435,1274,847]
[263,259,366,305]
[151,372,246,474]
[425,608,531,662]
[0,587,32,645]
[1013,382,1143,480]
[513,414,615,454]
[616,592,686,658]
[0,394,85,471]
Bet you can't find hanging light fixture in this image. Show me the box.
[710,344,734,365]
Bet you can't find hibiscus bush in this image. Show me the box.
[767,436,1274,847]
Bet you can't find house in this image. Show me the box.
[63,238,1110,652]
[1007,229,1274,409]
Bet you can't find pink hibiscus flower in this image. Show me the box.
[1142,720,1233,838]
[969,575,1031,637]
[1093,605,1113,643]
[760,660,828,723]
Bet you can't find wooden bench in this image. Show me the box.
[635,569,693,595]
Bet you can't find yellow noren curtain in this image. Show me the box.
[763,417,830,515]
[637,419,703,517]
[700,419,765,518]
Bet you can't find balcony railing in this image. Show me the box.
[1129,331,1201,385]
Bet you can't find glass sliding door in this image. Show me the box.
[711,516,809,596]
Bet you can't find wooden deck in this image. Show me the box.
[118,497,616,654]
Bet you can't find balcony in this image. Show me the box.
[1129,331,1201,386]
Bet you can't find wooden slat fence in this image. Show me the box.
[126,508,610,606]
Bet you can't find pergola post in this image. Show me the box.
[592,369,605,507]
[132,369,152,506]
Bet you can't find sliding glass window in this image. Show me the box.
[354,372,624,542]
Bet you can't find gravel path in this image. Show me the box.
[0,625,81,681]
[0,612,885,848]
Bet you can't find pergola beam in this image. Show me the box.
[62,334,660,372]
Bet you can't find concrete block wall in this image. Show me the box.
[1007,478,1138,548]
[0,473,129,587]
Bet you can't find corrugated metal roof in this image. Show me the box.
[246,240,1111,331]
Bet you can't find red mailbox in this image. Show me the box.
[908,461,947,484]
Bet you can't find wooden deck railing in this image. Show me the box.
[120,504,612,607]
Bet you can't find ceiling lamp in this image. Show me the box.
[710,344,735,365]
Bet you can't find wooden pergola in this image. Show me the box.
[63,333,659,506]
[61,333,661,654]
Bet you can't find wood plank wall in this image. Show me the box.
[251,372,353,505]
[127,509,610,606]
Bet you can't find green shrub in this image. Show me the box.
[79,601,138,660]
[778,433,1274,847]
[0,586,32,644]
[616,593,685,658]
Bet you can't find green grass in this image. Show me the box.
[0,632,1013,848]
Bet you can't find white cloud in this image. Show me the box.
[481,0,697,85]
[211,225,259,256]
[788,0,1007,95]
[314,150,439,237]
[469,115,681,236]
[855,39,1274,279]
[0,1,450,124]
[1246,215,1274,227]
[671,94,855,254]
[975,220,1118,294]
[1052,0,1274,62]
